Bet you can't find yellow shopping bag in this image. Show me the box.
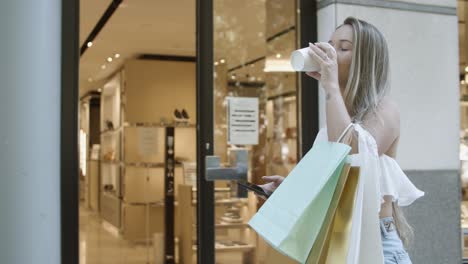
[306,166,360,264]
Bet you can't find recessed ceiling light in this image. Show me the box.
[220,59,225,64]
[101,65,106,70]
[107,57,113,62]
[465,66,468,72]
[214,61,219,66]
[114,53,120,59]
[87,78,93,82]
[276,53,282,59]
[87,42,93,47]
[231,75,236,80]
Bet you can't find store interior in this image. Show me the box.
[78,0,298,263]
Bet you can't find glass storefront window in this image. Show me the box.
[212,0,299,263]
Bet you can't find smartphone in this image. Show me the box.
[237,181,270,199]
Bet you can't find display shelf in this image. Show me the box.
[190,198,249,206]
[100,127,123,135]
[191,223,248,229]
[100,191,121,228]
[216,223,249,229]
[124,122,196,128]
[124,162,183,168]
[192,244,255,253]
[101,191,119,199]
[179,184,256,264]
[101,160,121,165]
[145,201,180,207]
[191,187,238,192]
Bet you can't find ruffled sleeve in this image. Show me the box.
[352,124,424,207]
[379,155,425,206]
[313,125,424,207]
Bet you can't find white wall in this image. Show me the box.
[386,0,456,8]
[0,1,61,263]
[318,3,460,170]
[124,59,196,124]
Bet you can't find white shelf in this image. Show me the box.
[191,198,249,206]
[191,222,248,229]
[192,244,255,253]
[101,191,119,199]
[101,160,121,165]
[124,122,196,128]
[122,201,180,207]
[100,127,122,135]
[124,162,183,168]
[215,223,249,229]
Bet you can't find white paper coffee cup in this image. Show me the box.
[290,47,321,72]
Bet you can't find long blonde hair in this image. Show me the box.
[341,17,414,248]
[342,17,390,122]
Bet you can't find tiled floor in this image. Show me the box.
[79,205,155,264]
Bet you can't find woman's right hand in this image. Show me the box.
[257,175,285,199]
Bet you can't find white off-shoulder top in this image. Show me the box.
[314,125,424,207]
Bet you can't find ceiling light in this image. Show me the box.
[214,61,219,66]
[220,59,225,64]
[87,42,93,47]
[231,75,236,80]
[276,53,282,59]
[97,88,102,92]
[465,66,468,72]
[87,78,93,82]
[101,65,106,70]
[107,57,113,62]
[114,53,120,59]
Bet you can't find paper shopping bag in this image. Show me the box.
[248,141,351,263]
[306,166,360,264]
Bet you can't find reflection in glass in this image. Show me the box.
[213,0,298,263]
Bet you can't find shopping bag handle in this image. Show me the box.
[337,123,354,143]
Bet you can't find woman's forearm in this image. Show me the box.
[325,85,352,142]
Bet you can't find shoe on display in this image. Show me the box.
[105,120,114,130]
[181,109,190,120]
[174,109,182,119]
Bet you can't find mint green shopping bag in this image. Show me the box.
[248,141,351,263]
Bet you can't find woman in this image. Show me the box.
[259,17,423,264]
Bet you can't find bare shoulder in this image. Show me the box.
[362,97,400,155]
[378,98,400,127]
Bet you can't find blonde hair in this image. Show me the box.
[341,17,414,248]
[341,17,390,122]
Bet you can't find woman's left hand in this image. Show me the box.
[306,42,340,92]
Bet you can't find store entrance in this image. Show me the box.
[198,1,300,263]
[195,1,318,264]
[77,1,317,264]
[78,1,197,263]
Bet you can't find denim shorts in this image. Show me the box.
[380,217,412,264]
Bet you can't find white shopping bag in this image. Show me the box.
[346,124,384,264]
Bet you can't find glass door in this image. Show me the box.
[196,0,320,263]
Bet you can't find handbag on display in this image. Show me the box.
[248,123,384,264]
